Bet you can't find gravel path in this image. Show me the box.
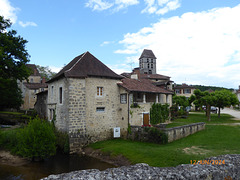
[221,108,240,120]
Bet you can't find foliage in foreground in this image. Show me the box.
[17,117,56,160]
[0,117,57,160]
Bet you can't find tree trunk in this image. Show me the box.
[206,104,211,121]
[218,107,221,118]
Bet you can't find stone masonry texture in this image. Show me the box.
[42,154,240,180]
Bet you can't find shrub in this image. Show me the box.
[16,117,56,160]
[147,127,168,144]
[150,103,169,124]
[54,129,69,154]
[0,129,19,152]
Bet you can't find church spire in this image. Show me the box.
[139,49,157,74]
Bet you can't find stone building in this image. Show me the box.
[139,49,157,74]
[173,83,196,110]
[44,49,173,153]
[18,64,47,110]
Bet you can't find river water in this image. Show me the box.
[0,152,115,180]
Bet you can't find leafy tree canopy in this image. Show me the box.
[214,89,238,117]
[36,65,56,81]
[172,95,189,109]
[0,16,31,81]
[0,16,31,110]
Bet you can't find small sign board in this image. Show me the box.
[113,127,120,138]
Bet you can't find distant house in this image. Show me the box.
[38,49,173,153]
[173,83,196,110]
[18,64,47,110]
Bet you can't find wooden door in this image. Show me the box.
[143,113,150,126]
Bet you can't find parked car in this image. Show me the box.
[211,106,218,113]
[202,106,218,113]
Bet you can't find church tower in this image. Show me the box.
[139,49,157,74]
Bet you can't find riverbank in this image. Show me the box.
[0,150,29,166]
[83,147,131,167]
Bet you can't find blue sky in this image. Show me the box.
[1,0,240,89]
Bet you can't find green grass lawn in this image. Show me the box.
[166,112,240,128]
[89,113,240,167]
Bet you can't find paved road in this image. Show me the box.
[221,108,240,120]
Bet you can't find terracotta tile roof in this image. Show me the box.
[118,78,173,94]
[174,84,195,89]
[139,49,157,59]
[139,73,170,80]
[121,72,170,80]
[23,82,47,89]
[48,52,122,82]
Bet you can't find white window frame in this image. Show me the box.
[120,94,127,104]
[97,87,103,97]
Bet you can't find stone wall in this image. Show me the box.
[163,122,205,142]
[85,77,128,143]
[42,154,240,180]
[47,78,69,132]
[34,91,48,119]
[128,122,205,143]
[129,102,152,126]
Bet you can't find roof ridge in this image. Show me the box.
[65,51,88,74]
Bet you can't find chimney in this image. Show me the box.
[42,77,46,84]
[131,73,138,80]
[34,69,37,75]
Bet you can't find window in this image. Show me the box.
[151,64,153,69]
[59,87,63,104]
[30,78,33,83]
[151,59,153,63]
[49,109,55,121]
[147,63,150,68]
[97,87,103,96]
[184,89,191,94]
[175,89,180,94]
[51,86,54,96]
[120,94,127,104]
[96,107,105,112]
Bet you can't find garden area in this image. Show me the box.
[89,112,240,167]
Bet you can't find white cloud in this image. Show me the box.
[19,21,37,28]
[100,41,114,46]
[85,0,113,11]
[115,4,240,88]
[0,0,19,23]
[49,66,62,73]
[85,0,180,14]
[142,0,181,15]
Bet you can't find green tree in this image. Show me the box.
[17,117,56,160]
[190,89,216,121]
[214,90,239,118]
[36,65,56,81]
[172,95,189,109]
[0,16,31,109]
[0,78,23,109]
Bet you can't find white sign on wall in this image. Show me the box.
[113,127,120,138]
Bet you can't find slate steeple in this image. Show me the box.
[139,49,157,74]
